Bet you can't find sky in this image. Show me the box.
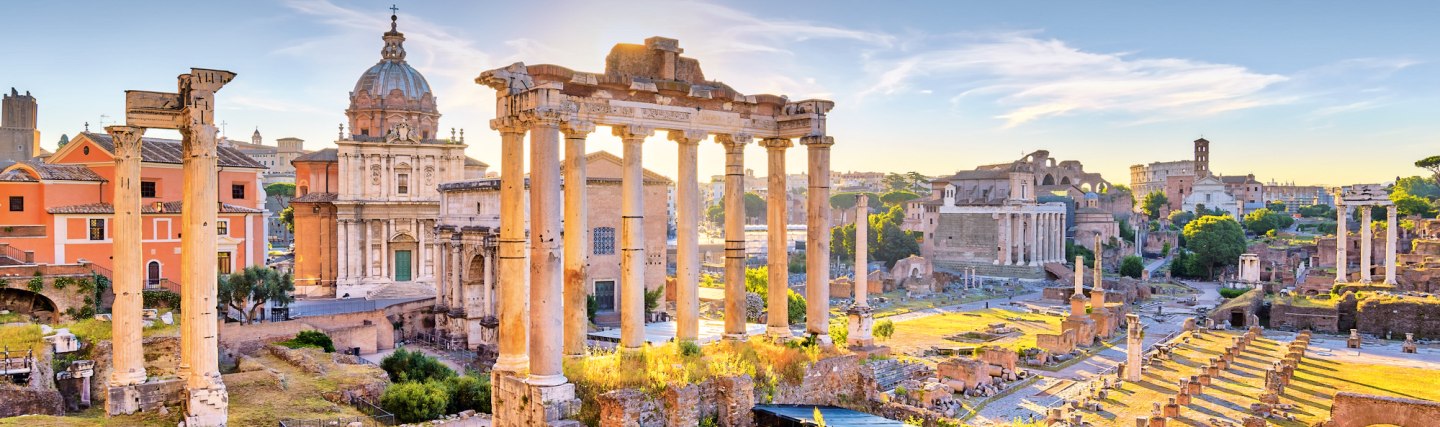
[5,0,1439,187]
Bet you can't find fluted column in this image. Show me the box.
[670,130,706,342]
[1335,203,1348,284]
[490,115,529,373]
[1360,206,1373,283]
[718,133,752,340]
[803,135,834,342]
[338,220,351,282]
[527,110,565,384]
[1028,213,1039,266]
[762,137,793,338]
[1037,214,1047,263]
[1385,206,1398,285]
[381,220,391,279]
[107,125,147,387]
[616,124,654,349]
[562,120,595,357]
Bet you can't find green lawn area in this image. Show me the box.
[865,289,1007,319]
[1082,330,1440,426]
[1270,294,1339,309]
[886,308,1061,355]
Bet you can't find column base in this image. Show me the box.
[182,380,228,427]
[492,371,581,427]
[107,378,184,416]
[766,325,793,340]
[108,369,148,389]
[723,333,749,342]
[527,373,568,387]
[1384,279,1397,285]
[494,354,530,374]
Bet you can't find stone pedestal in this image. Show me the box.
[1163,398,1180,417]
[1124,313,1143,381]
[1347,329,1362,349]
[1148,416,1167,427]
[491,371,581,427]
[847,305,876,349]
[1175,391,1191,406]
[1403,333,1417,354]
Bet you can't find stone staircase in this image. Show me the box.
[366,281,437,300]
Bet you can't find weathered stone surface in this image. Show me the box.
[598,389,663,427]
[714,375,754,427]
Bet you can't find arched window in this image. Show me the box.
[147,261,161,287]
[593,227,616,255]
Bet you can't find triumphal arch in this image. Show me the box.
[477,36,836,425]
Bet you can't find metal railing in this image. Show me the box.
[349,396,396,426]
[0,244,31,264]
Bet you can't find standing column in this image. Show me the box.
[1010,213,1021,265]
[483,250,496,318]
[1028,213,1039,266]
[1037,214,1047,263]
[562,121,594,356]
[528,111,566,383]
[616,124,654,349]
[1385,206,1398,285]
[854,195,870,307]
[718,133,751,340]
[381,220,391,279]
[670,130,705,342]
[1335,202,1349,284]
[106,125,147,387]
[490,115,529,373]
[451,242,463,312]
[436,241,449,309]
[417,220,427,279]
[338,220,351,282]
[1360,206,1373,283]
[996,213,1009,265]
[762,137,794,339]
[177,68,233,426]
[802,135,834,342]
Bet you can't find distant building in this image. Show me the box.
[1181,174,1240,218]
[1220,173,1265,215]
[910,166,1068,279]
[1130,138,1211,212]
[0,88,40,166]
[1264,181,1333,211]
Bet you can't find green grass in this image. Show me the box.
[0,323,45,354]
[886,308,1061,354]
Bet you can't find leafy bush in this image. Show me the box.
[786,289,807,324]
[143,290,181,311]
[380,380,450,423]
[1219,288,1249,299]
[380,348,456,383]
[279,330,335,353]
[678,340,702,357]
[443,374,491,414]
[829,316,848,346]
[872,320,895,341]
[1119,256,1144,278]
[586,294,598,323]
[644,288,663,314]
[27,271,43,292]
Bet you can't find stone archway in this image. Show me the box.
[1060,176,1072,185]
[0,288,59,324]
[1328,392,1440,427]
[1042,174,1055,185]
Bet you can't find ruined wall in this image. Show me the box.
[1268,303,1339,333]
[1328,392,1440,427]
[1356,297,1440,339]
[218,308,394,357]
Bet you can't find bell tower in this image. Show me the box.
[1193,138,1210,177]
[1,88,40,162]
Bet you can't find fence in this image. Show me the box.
[277,396,395,427]
[349,395,396,426]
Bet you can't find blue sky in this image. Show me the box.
[5,0,1438,186]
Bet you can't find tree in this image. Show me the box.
[380,348,456,383]
[743,266,806,323]
[381,381,450,423]
[1141,191,1169,220]
[1243,208,1293,235]
[873,319,895,341]
[904,172,930,192]
[1119,256,1144,278]
[1416,155,1440,182]
[706,203,724,224]
[830,205,920,268]
[1265,200,1287,212]
[1066,242,1095,267]
[743,192,766,221]
[1394,195,1438,218]
[1118,218,1136,242]
[1393,176,1440,200]
[1182,216,1246,279]
[56,134,69,148]
[218,266,294,324]
[883,173,909,191]
[879,190,920,207]
[1167,210,1196,228]
[279,205,295,233]
[1298,204,1333,218]
[264,182,296,198]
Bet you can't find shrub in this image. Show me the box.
[27,271,43,292]
[786,289,807,324]
[1119,256,1144,279]
[586,294,598,323]
[1219,288,1249,299]
[279,330,335,353]
[380,348,456,383]
[678,340,701,357]
[829,316,848,346]
[443,374,491,414]
[873,320,894,341]
[644,288,663,314]
[380,380,450,423]
[143,290,181,311]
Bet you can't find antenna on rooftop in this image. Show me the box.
[220,120,229,137]
[99,114,110,127]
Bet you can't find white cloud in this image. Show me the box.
[859,33,1292,127]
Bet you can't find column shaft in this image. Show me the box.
[671,131,705,342]
[106,126,146,387]
[562,122,594,356]
[763,138,793,337]
[1360,206,1373,283]
[720,134,751,340]
[452,243,463,312]
[617,125,653,349]
[491,116,529,373]
[997,213,1009,265]
[803,136,833,341]
[855,196,869,306]
[1029,213,1039,266]
[528,113,565,383]
[180,122,222,390]
[1335,203,1348,283]
[1385,206,1397,285]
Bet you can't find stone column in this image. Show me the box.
[718,133,751,340]
[670,130,705,342]
[177,68,233,426]
[1075,256,1084,293]
[1125,313,1142,381]
[1038,213,1048,263]
[616,124,654,349]
[562,121,594,357]
[106,125,147,388]
[417,220,427,279]
[762,137,793,338]
[1336,202,1348,283]
[997,213,1010,265]
[436,240,449,309]
[452,243,463,312]
[803,135,834,342]
[483,250,496,318]
[854,195,870,307]
[1028,213,1039,266]
[1093,234,1103,293]
[490,115,529,373]
[527,111,565,384]
[337,220,351,282]
[1360,206,1373,283]
[381,220,391,279]
[1385,206,1398,285]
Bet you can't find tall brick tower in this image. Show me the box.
[1193,137,1210,177]
[0,88,40,164]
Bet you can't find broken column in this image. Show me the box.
[1348,329,1361,349]
[1403,333,1417,354]
[848,195,875,348]
[1125,313,1142,381]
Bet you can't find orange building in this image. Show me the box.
[0,132,267,287]
[290,148,340,296]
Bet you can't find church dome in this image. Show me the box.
[345,10,441,141]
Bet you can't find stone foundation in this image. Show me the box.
[106,378,184,415]
[491,372,582,427]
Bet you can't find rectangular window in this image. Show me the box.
[141,181,157,198]
[594,280,616,311]
[217,252,232,275]
[7,196,21,212]
[216,220,229,236]
[88,219,105,240]
[231,184,245,199]
[593,227,616,255]
[397,173,409,194]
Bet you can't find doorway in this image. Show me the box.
[395,250,412,282]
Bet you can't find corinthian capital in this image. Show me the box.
[760,137,793,150]
[800,135,834,148]
[667,129,707,145]
[105,126,147,156]
[611,124,654,141]
[561,119,595,138]
[490,116,528,134]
